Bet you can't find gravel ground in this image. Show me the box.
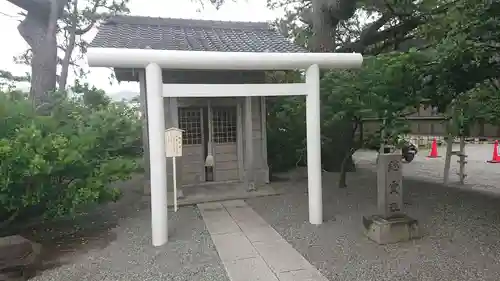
[247,156,500,281]
[23,176,229,281]
[17,143,500,280]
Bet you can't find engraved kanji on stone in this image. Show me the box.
[389,181,400,195]
[388,203,401,213]
[387,160,400,172]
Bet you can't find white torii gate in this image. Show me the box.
[87,48,363,246]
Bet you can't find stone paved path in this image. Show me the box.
[198,200,328,281]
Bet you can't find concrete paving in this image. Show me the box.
[198,200,328,281]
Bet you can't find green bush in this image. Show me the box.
[0,86,142,226]
[265,53,426,174]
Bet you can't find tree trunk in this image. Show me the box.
[59,42,74,91]
[17,0,67,111]
[310,0,357,185]
[59,0,78,91]
[338,152,352,188]
[310,0,337,52]
[338,121,360,188]
[322,120,356,173]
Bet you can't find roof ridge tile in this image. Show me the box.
[105,15,272,30]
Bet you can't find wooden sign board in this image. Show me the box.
[165,127,183,158]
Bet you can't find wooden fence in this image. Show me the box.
[360,106,500,139]
[361,117,500,138]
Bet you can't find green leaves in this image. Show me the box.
[321,51,427,131]
[265,51,430,172]
[0,85,141,225]
[415,0,500,135]
[263,0,499,174]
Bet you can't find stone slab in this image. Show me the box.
[204,218,241,235]
[221,200,248,208]
[198,202,225,211]
[252,240,311,274]
[363,214,420,245]
[0,235,41,281]
[226,206,269,232]
[211,232,258,262]
[226,206,267,224]
[277,269,329,281]
[170,185,283,207]
[199,205,241,235]
[223,257,279,281]
[0,236,35,265]
[242,226,283,243]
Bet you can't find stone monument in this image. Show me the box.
[362,153,420,244]
[0,235,41,281]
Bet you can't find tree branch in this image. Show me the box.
[337,16,423,53]
[337,1,455,53]
[0,69,30,82]
[75,22,96,35]
[359,13,391,41]
[489,78,500,91]
[59,0,78,90]
[7,0,51,18]
[58,45,67,52]
[74,0,107,35]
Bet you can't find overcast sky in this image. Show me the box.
[0,0,281,96]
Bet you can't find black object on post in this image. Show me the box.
[205,166,214,181]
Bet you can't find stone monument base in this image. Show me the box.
[362,215,420,245]
[0,235,41,281]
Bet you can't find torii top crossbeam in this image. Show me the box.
[87,48,363,70]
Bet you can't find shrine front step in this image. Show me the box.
[362,215,420,245]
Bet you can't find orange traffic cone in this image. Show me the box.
[427,138,440,158]
[487,140,500,163]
